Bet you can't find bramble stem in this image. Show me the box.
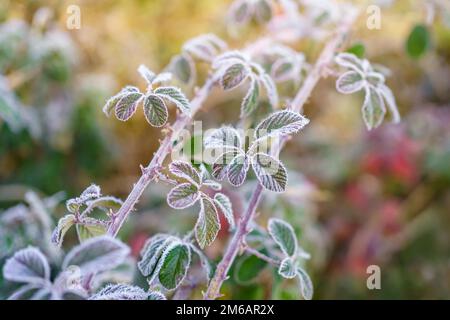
[204,9,359,300]
[107,76,217,237]
[245,246,280,266]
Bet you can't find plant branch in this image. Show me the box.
[107,75,218,237]
[204,9,359,300]
[245,246,280,266]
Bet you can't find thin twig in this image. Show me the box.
[245,246,280,266]
[204,9,359,300]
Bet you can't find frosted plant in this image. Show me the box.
[212,51,279,116]
[335,53,401,130]
[169,34,227,87]
[205,110,309,191]
[2,236,151,300]
[51,184,123,247]
[166,161,234,248]
[137,233,212,291]
[102,65,189,127]
[228,0,276,27]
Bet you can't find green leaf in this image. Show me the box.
[138,235,174,283]
[158,242,191,290]
[336,71,364,94]
[204,126,242,150]
[221,63,249,90]
[254,0,273,23]
[84,196,123,213]
[296,267,313,300]
[227,154,250,187]
[62,236,129,274]
[170,53,196,85]
[169,160,201,186]
[167,183,200,209]
[154,86,190,115]
[51,214,76,247]
[346,43,366,58]
[278,257,296,279]
[143,94,168,127]
[268,218,297,257]
[195,196,220,249]
[3,247,50,284]
[406,24,430,59]
[114,91,143,121]
[241,77,260,117]
[251,153,288,192]
[362,86,386,130]
[254,110,309,140]
[234,253,267,285]
[76,218,107,242]
[214,193,235,230]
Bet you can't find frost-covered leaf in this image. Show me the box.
[212,151,240,181]
[138,234,174,282]
[169,161,201,186]
[143,94,168,127]
[362,86,386,130]
[203,180,222,191]
[51,214,76,247]
[195,196,220,249]
[259,73,279,107]
[252,153,287,192]
[271,58,294,82]
[297,267,313,300]
[268,218,297,257]
[114,91,143,121]
[76,219,107,242]
[90,284,148,300]
[66,199,81,213]
[254,110,310,140]
[158,242,191,290]
[62,236,129,274]
[3,247,50,284]
[254,0,273,23]
[336,71,364,94]
[214,193,235,230]
[80,184,101,200]
[84,196,123,212]
[221,63,249,90]
[378,84,401,123]
[205,126,242,150]
[335,53,364,72]
[148,291,167,300]
[167,183,200,209]
[154,86,190,115]
[170,53,196,85]
[241,77,260,117]
[229,0,252,25]
[213,51,247,69]
[152,72,172,85]
[227,154,250,187]
[138,64,156,84]
[278,257,297,279]
[102,86,140,117]
[183,34,227,62]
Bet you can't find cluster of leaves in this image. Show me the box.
[137,233,212,291]
[166,161,234,248]
[169,34,227,87]
[335,53,400,130]
[0,191,63,260]
[213,51,279,117]
[51,184,123,247]
[1,236,158,300]
[264,45,309,85]
[228,0,275,26]
[205,110,309,192]
[268,218,313,300]
[103,65,190,127]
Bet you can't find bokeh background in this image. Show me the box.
[1,0,449,299]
